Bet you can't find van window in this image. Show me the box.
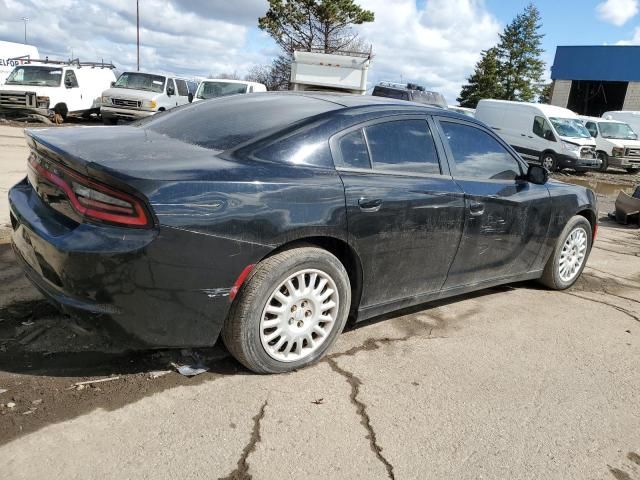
[364,120,441,175]
[585,122,598,138]
[5,66,62,87]
[64,70,79,88]
[167,79,176,94]
[533,116,555,141]
[440,121,522,180]
[175,79,189,96]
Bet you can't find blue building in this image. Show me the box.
[550,45,640,116]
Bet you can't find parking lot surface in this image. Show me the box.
[0,124,639,479]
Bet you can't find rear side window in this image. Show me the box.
[338,130,370,169]
[364,120,440,175]
[440,121,522,180]
[175,79,189,96]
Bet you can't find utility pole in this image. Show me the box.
[136,0,140,71]
[22,17,29,44]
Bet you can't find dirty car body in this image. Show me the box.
[8,93,598,348]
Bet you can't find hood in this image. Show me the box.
[557,135,596,147]
[0,84,60,95]
[101,87,161,101]
[600,137,640,148]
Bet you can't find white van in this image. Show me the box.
[0,40,39,84]
[579,116,640,173]
[475,100,599,171]
[193,79,266,102]
[602,111,640,137]
[100,72,198,124]
[0,59,116,121]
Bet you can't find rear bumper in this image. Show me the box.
[8,178,251,348]
[101,106,155,121]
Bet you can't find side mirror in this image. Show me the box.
[167,85,175,96]
[110,81,116,87]
[188,92,193,103]
[527,164,548,185]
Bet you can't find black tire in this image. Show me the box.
[539,215,593,290]
[626,167,639,174]
[540,152,557,172]
[102,116,117,125]
[597,151,608,172]
[222,247,351,374]
[53,103,68,120]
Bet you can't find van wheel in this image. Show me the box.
[597,152,608,172]
[53,103,68,121]
[222,247,351,374]
[102,116,117,125]
[540,152,557,171]
[626,167,639,174]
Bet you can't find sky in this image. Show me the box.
[2,0,640,103]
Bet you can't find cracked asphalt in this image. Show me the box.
[1,125,640,479]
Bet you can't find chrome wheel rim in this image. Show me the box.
[260,269,339,363]
[558,227,588,282]
[542,156,554,170]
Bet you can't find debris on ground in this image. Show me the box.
[69,377,121,390]
[311,398,325,405]
[172,363,209,377]
[0,389,7,395]
[149,370,172,379]
[6,402,16,409]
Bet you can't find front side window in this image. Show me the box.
[5,66,62,87]
[364,120,440,175]
[114,72,165,93]
[338,129,370,169]
[440,121,522,180]
[585,122,598,138]
[64,70,79,88]
[175,79,189,96]
[533,116,555,141]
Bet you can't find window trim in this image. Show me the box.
[329,114,451,178]
[434,116,528,183]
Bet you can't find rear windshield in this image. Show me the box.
[141,94,341,151]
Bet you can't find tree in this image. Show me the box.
[246,55,292,91]
[457,47,503,108]
[538,82,553,104]
[258,0,375,54]
[496,3,545,102]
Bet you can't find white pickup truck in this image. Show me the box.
[0,58,116,122]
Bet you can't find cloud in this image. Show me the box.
[617,26,640,44]
[596,0,639,26]
[356,0,501,102]
[0,0,273,78]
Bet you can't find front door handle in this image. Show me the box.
[358,197,383,212]
[469,201,485,217]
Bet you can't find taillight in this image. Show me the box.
[28,152,151,228]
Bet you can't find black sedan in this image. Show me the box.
[8,93,597,373]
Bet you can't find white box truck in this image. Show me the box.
[475,100,599,172]
[0,40,39,84]
[289,50,370,95]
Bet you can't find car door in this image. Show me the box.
[175,79,190,105]
[435,117,552,288]
[167,78,178,107]
[332,116,466,308]
[62,70,83,112]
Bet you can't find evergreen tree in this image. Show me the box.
[538,82,553,104]
[457,47,503,108]
[496,3,545,102]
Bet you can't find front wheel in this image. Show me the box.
[222,247,351,373]
[626,167,639,174]
[539,215,593,290]
[597,152,609,172]
[540,152,557,172]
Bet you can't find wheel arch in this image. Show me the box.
[576,208,597,237]
[262,236,364,318]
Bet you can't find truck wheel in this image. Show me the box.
[597,152,608,172]
[102,116,118,126]
[626,167,639,174]
[540,152,557,172]
[539,215,592,290]
[53,103,68,124]
[222,247,351,374]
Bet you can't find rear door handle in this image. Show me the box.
[469,201,485,216]
[358,197,383,212]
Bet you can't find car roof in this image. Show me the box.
[579,115,625,124]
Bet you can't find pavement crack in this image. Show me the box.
[564,292,640,324]
[326,357,396,480]
[219,400,268,480]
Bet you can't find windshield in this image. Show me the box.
[114,72,166,93]
[599,121,638,140]
[196,81,248,99]
[5,66,63,87]
[549,117,591,139]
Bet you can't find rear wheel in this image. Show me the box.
[102,116,117,125]
[597,151,609,172]
[222,247,351,373]
[540,152,557,172]
[539,215,592,290]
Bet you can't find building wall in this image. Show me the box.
[550,80,571,108]
[623,82,640,110]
